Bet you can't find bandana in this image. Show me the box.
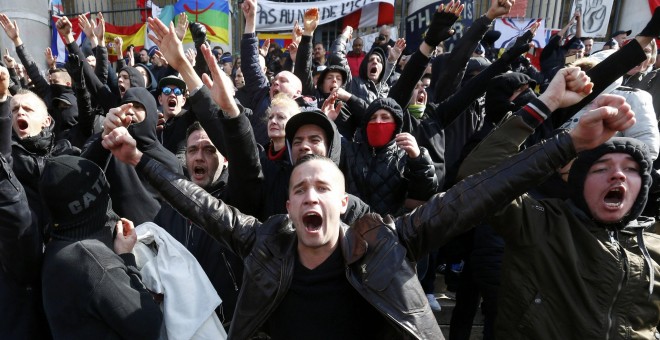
[366,122,396,148]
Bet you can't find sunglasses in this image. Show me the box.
[162,87,183,96]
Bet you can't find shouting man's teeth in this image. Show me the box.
[604,188,624,207]
[302,212,322,231]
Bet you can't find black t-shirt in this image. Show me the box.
[264,246,392,339]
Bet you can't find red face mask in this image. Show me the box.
[366,122,396,148]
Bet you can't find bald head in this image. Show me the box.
[270,71,303,98]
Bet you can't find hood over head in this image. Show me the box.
[360,97,404,141]
[49,85,79,134]
[316,65,349,94]
[568,137,653,229]
[485,72,537,123]
[121,87,159,149]
[134,63,157,91]
[359,46,387,83]
[285,109,341,165]
[39,155,119,242]
[121,66,146,89]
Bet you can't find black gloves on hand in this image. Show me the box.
[501,30,533,63]
[190,22,208,48]
[423,10,460,47]
[66,53,85,90]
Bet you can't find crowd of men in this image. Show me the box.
[2,0,660,338]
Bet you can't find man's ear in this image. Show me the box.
[340,193,348,214]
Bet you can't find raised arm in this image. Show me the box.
[457,67,595,178]
[389,1,462,108]
[294,8,319,96]
[0,14,51,100]
[398,74,633,259]
[60,16,119,112]
[433,0,513,102]
[431,24,538,126]
[65,54,96,148]
[102,126,263,259]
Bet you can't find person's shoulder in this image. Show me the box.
[46,239,120,268]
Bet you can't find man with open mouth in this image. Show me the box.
[103,37,637,338]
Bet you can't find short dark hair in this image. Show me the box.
[185,121,204,142]
[290,154,344,189]
[48,68,68,75]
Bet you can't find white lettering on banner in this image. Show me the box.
[256,0,395,32]
[406,7,431,32]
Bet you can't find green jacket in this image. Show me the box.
[459,113,660,339]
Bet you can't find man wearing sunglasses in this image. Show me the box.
[158,75,187,121]
[157,75,193,167]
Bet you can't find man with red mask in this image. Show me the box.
[340,97,439,215]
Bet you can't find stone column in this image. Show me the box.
[0,2,51,72]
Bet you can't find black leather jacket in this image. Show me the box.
[135,130,577,339]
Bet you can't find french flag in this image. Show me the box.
[342,2,395,29]
[51,15,87,63]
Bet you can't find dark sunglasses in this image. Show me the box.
[162,87,183,96]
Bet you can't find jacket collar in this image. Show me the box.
[264,217,297,259]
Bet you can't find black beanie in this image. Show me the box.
[485,72,536,123]
[316,65,349,93]
[39,155,117,239]
[568,137,653,228]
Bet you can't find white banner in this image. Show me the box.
[494,18,548,49]
[569,0,614,38]
[256,0,394,32]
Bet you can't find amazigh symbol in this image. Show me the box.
[184,1,217,36]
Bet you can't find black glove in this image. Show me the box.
[501,30,533,63]
[66,53,85,90]
[189,22,208,48]
[423,10,460,47]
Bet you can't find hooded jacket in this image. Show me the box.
[49,85,80,140]
[341,98,438,215]
[82,87,182,224]
[40,156,162,339]
[457,108,660,340]
[0,99,50,339]
[12,121,79,237]
[331,34,394,103]
[134,63,158,100]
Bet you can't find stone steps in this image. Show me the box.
[432,273,485,340]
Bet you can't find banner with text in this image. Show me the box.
[256,0,395,32]
[404,0,474,53]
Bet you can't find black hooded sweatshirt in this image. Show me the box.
[340,98,438,215]
[82,87,182,224]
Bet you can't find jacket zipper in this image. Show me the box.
[250,252,293,335]
[605,231,628,340]
[220,251,239,291]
